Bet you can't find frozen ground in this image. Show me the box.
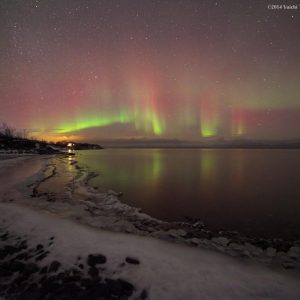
[0,154,300,299]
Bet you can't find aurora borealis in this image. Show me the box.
[0,0,300,142]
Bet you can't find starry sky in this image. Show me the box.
[0,0,300,142]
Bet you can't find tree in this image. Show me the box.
[0,123,16,138]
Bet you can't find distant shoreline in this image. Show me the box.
[97,145,300,149]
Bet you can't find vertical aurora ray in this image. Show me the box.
[199,96,219,137]
[231,109,246,136]
[127,75,165,136]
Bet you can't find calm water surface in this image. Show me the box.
[77,149,300,238]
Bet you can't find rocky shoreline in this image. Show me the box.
[135,218,300,271]
[17,155,300,273]
[0,229,146,300]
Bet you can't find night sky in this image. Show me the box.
[1,0,300,142]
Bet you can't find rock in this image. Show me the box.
[213,244,225,252]
[125,256,140,265]
[9,261,25,272]
[16,252,29,260]
[152,231,174,241]
[35,251,49,261]
[106,278,134,297]
[277,251,286,257]
[229,242,244,252]
[282,260,296,269]
[41,276,63,293]
[3,245,19,255]
[81,277,98,288]
[227,242,250,257]
[212,237,229,246]
[288,246,300,259]
[0,250,8,260]
[0,267,13,277]
[140,289,148,299]
[88,266,99,278]
[190,238,200,246]
[23,262,39,275]
[49,260,61,273]
[69,268,82,280]
[168,229,187,238]
[86,282,109,298]
[197,230,211,239]
[17,240,28,251]
[192,221,205,228]
[273,240,291,252]
[39,266,48,274]
[87,254,107,266]
[265,247,277,257]
[0,233,9,241]
[198,238,211,247]
[35,244,44,251]
[253,239,271,250]
[244,243,263,256]
[23,284,41,300]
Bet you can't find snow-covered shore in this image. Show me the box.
[0,154,300,299]
[1,203,300,300]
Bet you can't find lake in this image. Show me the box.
[77,149,300,239]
